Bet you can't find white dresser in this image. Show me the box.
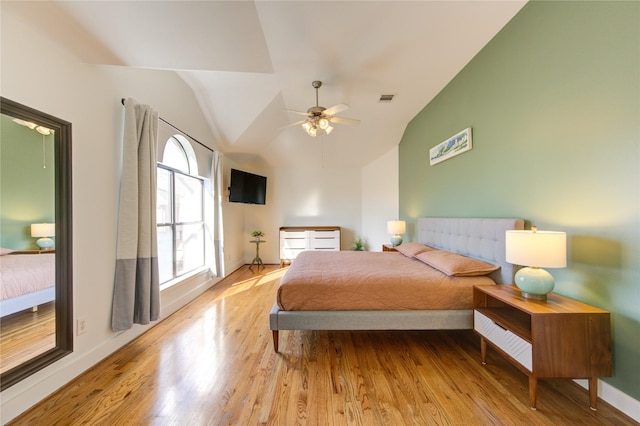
[279,226,340,266]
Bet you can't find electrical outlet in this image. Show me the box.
[77,318,87,336]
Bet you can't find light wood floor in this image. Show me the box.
[9,265,637,425]
[1,302,55,374]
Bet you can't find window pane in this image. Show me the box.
[175,224,204,276]
[162,137,189,173]
[175,174,203,223]
[157,225,175,283]
[157,167,172,224]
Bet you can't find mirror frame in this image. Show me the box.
[1,97,73,390]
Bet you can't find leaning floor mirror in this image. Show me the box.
[0,97,73,390]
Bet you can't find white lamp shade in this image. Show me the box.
[31,223,55,238]
[387,220,406,235]
[506,230,566,268]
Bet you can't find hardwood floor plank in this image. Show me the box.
[0,302,56,374]
[8,265,638,426]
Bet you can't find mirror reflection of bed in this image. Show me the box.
[0,111,56,375]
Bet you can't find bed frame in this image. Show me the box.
[1,288,54,317]
[269,217,524,352]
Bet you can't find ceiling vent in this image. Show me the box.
[378,94,395,103]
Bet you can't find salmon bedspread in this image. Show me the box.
[277,250,495,311]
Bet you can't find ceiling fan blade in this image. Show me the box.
[323,103,350,116]
[279,120,306,130]
[329,116,360,126]
[285,109,312,117]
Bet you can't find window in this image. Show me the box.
[157,135,205,286]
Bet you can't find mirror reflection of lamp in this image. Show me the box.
[31,223,55,250]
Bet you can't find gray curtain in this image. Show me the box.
[211,151,225,277]
[112,98,160,331]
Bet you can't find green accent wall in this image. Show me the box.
[0,114,55,249]
[399,1,639,399]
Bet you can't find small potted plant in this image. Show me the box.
[251,230,265,241]
[352,236,367,251]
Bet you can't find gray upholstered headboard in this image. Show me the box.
[418,217,524,284]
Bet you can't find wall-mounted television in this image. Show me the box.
[229,168,267,205]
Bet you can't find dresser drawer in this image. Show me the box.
[309,238,340,250]
[474,310,532,372]
[280,247,306,260]
[309,230,340,250]
[280,230,308,239]
[309,230,340,239]
[280,237,308,250]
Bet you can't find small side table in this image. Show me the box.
[249,240,265,271]
[382,244,397,252]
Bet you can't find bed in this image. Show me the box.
[0,251,56,317]
[269,217,524,352]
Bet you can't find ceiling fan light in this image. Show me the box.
[318,118,329,130]
[302,121,312,132]
[308,127,317,137]
[325,125,334,135]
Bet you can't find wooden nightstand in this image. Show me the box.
[10,249,55,254]
[382,244,397,252]
[473,285,611,411]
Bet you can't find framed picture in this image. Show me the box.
[429,127,472,165]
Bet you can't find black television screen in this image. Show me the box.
[229,169,267,205]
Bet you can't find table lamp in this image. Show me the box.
[387,220,406,246]
[505,227,566,300]
[31,223,55,249]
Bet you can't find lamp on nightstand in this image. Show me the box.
[506,226,566,300]
[31,223,55,250]
[387,220,406,246]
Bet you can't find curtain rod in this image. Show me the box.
[121,98,213,153]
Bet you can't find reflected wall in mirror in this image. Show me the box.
[0,97,73,390]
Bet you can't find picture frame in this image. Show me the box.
[429,127,472,165]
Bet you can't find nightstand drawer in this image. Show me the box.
[474,310,532,372]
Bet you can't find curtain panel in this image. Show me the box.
[211,151,224,277]
[112,98,160,331]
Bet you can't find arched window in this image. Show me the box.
[162,135,198,175]
[157,135,205,286]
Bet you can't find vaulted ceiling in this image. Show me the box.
[14,1,527,168]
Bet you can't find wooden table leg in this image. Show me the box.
[589,377,598,410]
[529,375,538,410]
[480,337,487,365]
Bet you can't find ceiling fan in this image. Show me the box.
[285,81,360,137]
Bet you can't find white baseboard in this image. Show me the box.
[574,379,640,422]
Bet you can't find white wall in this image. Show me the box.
[361,147,400,251]
[1,6,221,422]
[227,167,363,264]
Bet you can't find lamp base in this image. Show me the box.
[520,291,548,301]
[390,235,403,246]
[36,237,54,250]
[514,267,554,300]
